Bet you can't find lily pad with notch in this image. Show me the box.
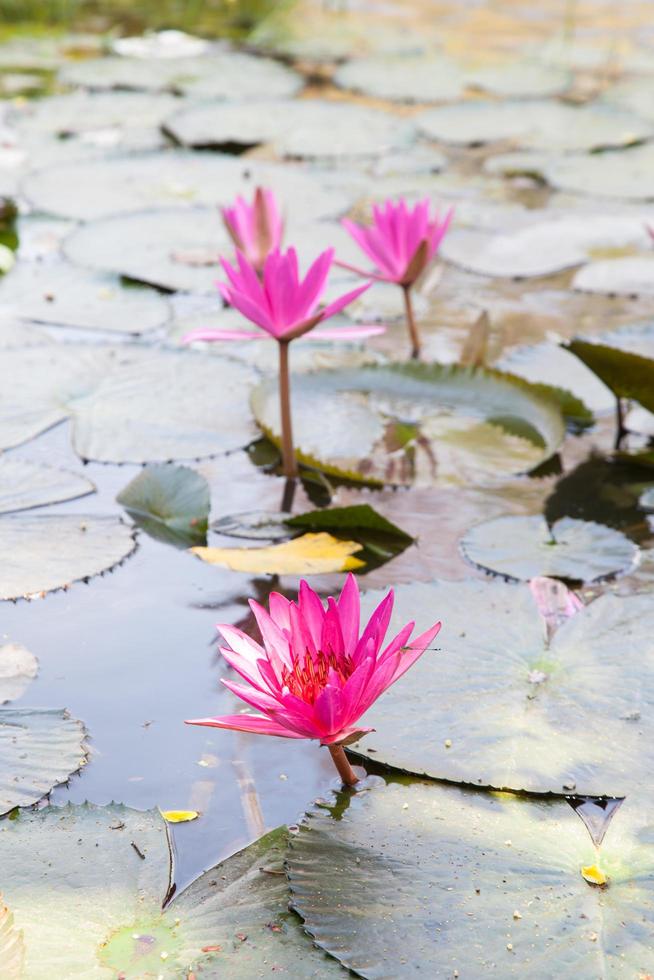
[0,806,345,977]
[288,780,654,978]
[251,363,566,487]
[460,514,639,582]
[117,463,210,548]
[351,579,654,795]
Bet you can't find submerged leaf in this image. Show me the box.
[117,464,210,547]
[191,532,364,575]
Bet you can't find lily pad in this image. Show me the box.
[495,342,615,415]
[0,459,94,514]
[543,144,654,200]
[22,150,352,222]
[460,515,638,582]
[164,99,416,158]
[60,51,303,100]
[117,463,210,547]
[0,708,87,813]
[572,257,654,297]
[0,515,136,601]
[352,579,654,795]
[0,261,171,334]
[286,504,413,571]
[602,77,654,123]
[441,214,651,278]
[288,781,654,977]
[416,99,650,150]
[566,339,654,413]
[0,316,52,350]
[0,806,344,977]
[191,532,365,575]
[0,644,38,704]
[251,364,566,487]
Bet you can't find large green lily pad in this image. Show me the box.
[251,364,566,486]
[0,644,38,704]
[543,144,654,200]
[0,515,137,600]
[572,257,654,297]
[495,342,614,414]
[288,781,654,978]
[352,579,653,795]
[460,515,639,582]
[22,150,352,222]
[417,99,650,150]
[0,261,171,334]
[0,708,87,813]
[441,214,650,278]
[0,806,344,978]
[566,339,654,413]
[164,99,416,158]
[117,463,210,547]
[0,458,94,514]
[60,51,303,99]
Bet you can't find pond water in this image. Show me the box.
[2,0,654,976]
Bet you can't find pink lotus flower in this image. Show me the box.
[183,247,380,478]
[186,574,441,785]
[340,197,454,358]
[529,576,583,643]
[221,186,283,273]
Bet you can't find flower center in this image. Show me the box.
[281,649,353,704]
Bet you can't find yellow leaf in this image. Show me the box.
[581,864,607,886]
[190,532,365,575]
[161,810,199,824]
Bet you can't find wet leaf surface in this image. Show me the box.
[0,458,94,514]
[351,580,654,795]
[117,463,210,547]
[288,780,654,978]
[0,708,87,813]
[572,257,654,297]
[460,514,639,582]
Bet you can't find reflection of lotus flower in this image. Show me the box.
[186,574,441,785]
[183,247,379,478]
[221,187,283,273]
[340,198,454,359]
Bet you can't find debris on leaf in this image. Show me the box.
[160,810,200,824]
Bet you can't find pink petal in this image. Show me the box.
[249,599,293,671]
[353,590,394,664]
[336,573,360,654]
[313,683,345,736]
[310,323,386,340]
[319,725,374,746]
[318,281,372,323]
[182,328,269,343]
[298,580,326,650]
[221,677,282,714]
[185,713,304,738]
[217,624,265,664]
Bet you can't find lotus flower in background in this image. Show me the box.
[221,187,283,273]
[340,198,454,359]
[183,246,380,478]
[186,574,442,785]
[529,576,583,643]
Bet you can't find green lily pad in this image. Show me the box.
[460,515,639,581]
[0,514,136,601]
[60,51,303,99]
[164,98,416,158]
[0,459,94,514]
[543,144,654,200]
[566,339,654,413]
[117,463,210,547]
[286,504,414,571]
[0,644,38,704]
[288,781,654,978]
[572,257,654,297]
[0,708,87,813]
[441,214,651,278]
[0,806,344,977]
[0,261,171,334]
[352,579,654,795]
[251,364,566,487]
[417,99,650,150]
[22,150,352,222]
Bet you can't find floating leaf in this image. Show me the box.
[117,464,210,548]
[251,364,565,487]
[164,98,416,158]
[192,532,364,575]
[460,515,638,582]
[0,708,87,814]
[0,644,38,704]
[0,806,343,977]
[496,342,615,415]
[0,261,171,334]
[566,339,654,414]
[544,143,654,200]
[286,504,413,571]
[160,810,199,823]
[0,459,94,515]
[0,515,136,601]
[288,781,654,978]
[352,580,654,795]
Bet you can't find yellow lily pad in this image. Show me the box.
[160,810,199,824]
[190,532,364,575]
[581,864,607,886]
